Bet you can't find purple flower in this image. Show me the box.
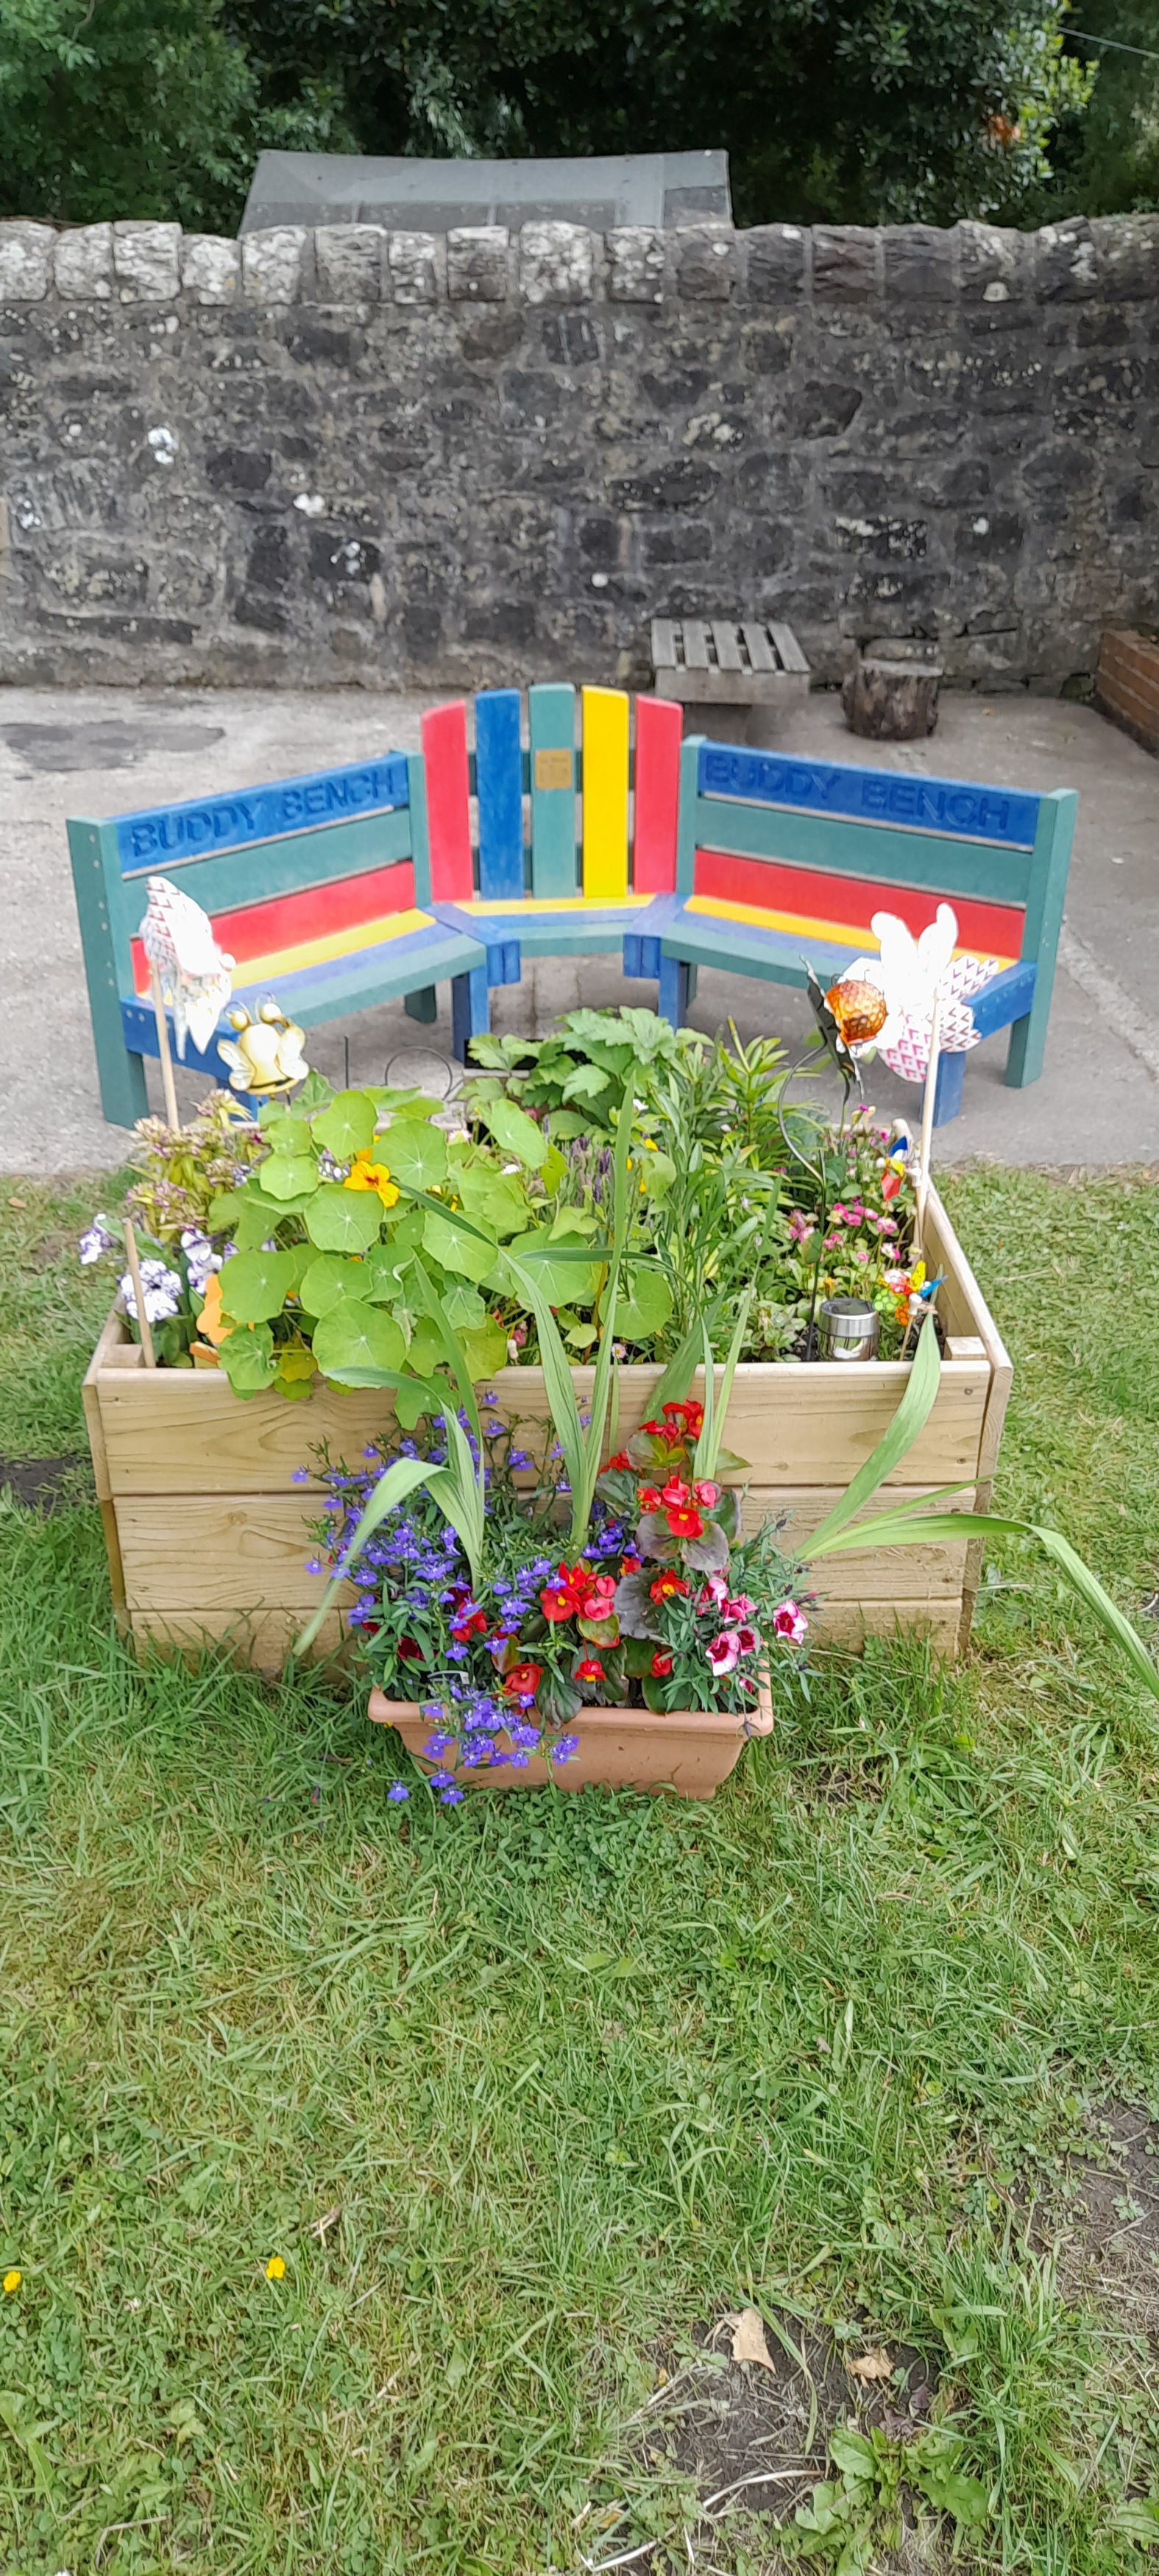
[304,1557,322,1576]
[481,1389,498,1406]
[508,1722,541,1751]
[387,1782,410,1803]
[428,1768,455,1789]
[291,1467,310,1485]
[423,1733,453,1758]
[550,1734,580,1763]
[439,1786,464,1805]
[79,1213,116,1265]
[483,1419,505,1437]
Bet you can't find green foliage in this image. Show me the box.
[1036,1,1159,216]
[6,1166,1159,2569]
[789,2419,988,2567]
[0,0,351,227]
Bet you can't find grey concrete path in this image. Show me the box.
[1,683,1156,1175]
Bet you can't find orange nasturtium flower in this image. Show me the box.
[195,1271,232,1347]
[344,1150,400,1210]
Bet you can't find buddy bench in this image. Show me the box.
[625,737,1077,1123]
[68,701,1076,1131]
[67,749,490,1126]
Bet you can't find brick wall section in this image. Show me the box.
[1095,628,1159,755]
[0,210,1157,692]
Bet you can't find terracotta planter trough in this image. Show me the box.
[82,1184,1010,1673]
[366,1682,775,1800]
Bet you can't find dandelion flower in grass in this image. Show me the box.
[265,2256,286,2281]
[3,2268,21,2294]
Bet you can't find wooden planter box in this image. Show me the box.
[368,1683,776,1800]
[82,1186,1010,1672]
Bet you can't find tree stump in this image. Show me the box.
[842,655,943,741]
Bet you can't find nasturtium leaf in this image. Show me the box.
[456,1165,529,1237]
[260,1114,312,1155]
[475,1096,548,1168]
[298,1253,367,1317]
[312,1299,407,1381]
[506,1230,600,1306]
[408,1321,444,1376]
[294,1068,333,1116]
[378,1119,447,1191]
[550,1206,599,1238]
[394,1377,430,1431]
[305,1185,383,1255]
[275,1345,319,1401]
[539,1142,567,1194]
[206,1189,247,1231]
[260,1153,319,1202]
[459,1320,508,1381]
[442,1283,485,1328]
[422,1206,497,1284]
[220,1248,302,1325]
[565,1323,598,1349]
[639,1150,676,1202]
[614,1264,673,1342]
[217,1323,277,1397]
[311,1089,377,1161]
[362,1242,408,1303]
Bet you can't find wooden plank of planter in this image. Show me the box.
[94,1354,988,1493]
[82,1306,129,1632]
[127,1593,962,1666]
[113,1482,971,1613]
[128,1604,350,1671]
[921,1189,1013,1652]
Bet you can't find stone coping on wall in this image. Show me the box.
[1,211,1157,311]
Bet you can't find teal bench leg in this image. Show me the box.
[98,1041,150,1130]
[658,956,691,1027]
[451,963,489,1060]
[1004,1010,1045,1089]
[405,986,439,1025]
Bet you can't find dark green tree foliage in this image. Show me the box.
[0,0,352,229]
[0,0,1119,235]
[227,0,1092,226]
[1041,3,1159,216]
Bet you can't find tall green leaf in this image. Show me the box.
[806,1312,942,1556]
[804,1505,1159,1711]
[294,1454,438,1655]
[694,1289,754,1482]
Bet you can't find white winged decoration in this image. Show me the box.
[843,903,1001,1083]
[141,877,235,1060]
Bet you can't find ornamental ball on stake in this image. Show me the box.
[823,977,889,1048]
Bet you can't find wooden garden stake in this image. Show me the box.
[121,1218,156,1369]
[915,985,943,1258]
[149,966,180,1130]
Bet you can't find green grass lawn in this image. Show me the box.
[1,1167,1158,2575]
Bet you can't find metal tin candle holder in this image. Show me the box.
[817,1296,881,1362]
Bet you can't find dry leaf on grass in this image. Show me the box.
[731,2307,776,2372]
[848,2346,893,2382]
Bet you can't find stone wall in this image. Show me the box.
[1,210,1156,693]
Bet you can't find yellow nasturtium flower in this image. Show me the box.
[343,1150,400,1210]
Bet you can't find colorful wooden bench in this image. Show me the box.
[416,684,684,997]
[68,752,489,1127]
[624,737,1077,1122]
